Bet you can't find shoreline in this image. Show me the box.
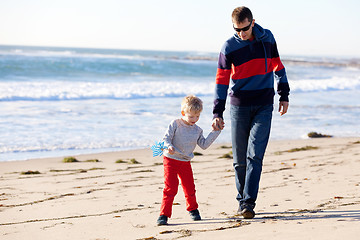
[2,134,358,163]
[1,137,359,239]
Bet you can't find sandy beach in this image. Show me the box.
[1,137,360,239]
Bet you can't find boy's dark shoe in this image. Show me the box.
[238,205,255,219]
[157,215,168,225]
[188,209,201,221]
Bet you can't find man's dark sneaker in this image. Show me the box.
[240,206,255,219]
[157,215,168,225]
[188,209,201,221]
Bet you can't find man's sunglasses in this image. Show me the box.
[233,21,252,32]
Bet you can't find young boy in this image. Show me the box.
[157,95,221,225]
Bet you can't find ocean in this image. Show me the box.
[1,45,359,161]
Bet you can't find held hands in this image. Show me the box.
[279,101,289,116]
[212,118,224,131]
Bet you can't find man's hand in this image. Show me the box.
[279,101,289,116]
[212,118,225,131]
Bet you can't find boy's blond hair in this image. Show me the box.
[181,95,203,113]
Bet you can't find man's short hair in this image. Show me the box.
[181,95,203,113]
[232,6,253,23]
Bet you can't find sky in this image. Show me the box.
[0,0,359,57]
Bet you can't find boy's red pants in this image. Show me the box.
[160,156,198,218]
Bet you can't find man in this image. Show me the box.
[212,6,290,219]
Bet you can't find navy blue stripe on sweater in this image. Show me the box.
[214,84,229,100]
[230,88,274,106]
[225,42,278,68]
[232,72,275,92]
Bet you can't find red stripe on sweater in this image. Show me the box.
[271,57,284,72]
[231,57,284,80]
[215,68,231,85]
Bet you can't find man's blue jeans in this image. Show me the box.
[230,104,273,209]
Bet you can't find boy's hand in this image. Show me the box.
[168,146,175,155]
[212,118,224,131]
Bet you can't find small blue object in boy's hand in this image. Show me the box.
[151,141,168,157]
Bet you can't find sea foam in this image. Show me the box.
[1,76,359,102]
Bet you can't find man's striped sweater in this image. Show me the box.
[213,23,290,119]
